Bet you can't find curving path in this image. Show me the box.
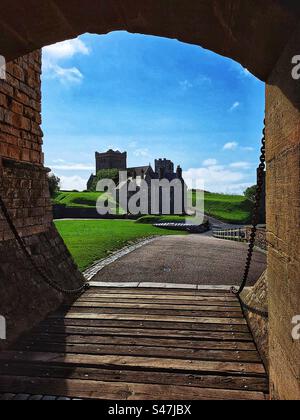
[91,234,267,287]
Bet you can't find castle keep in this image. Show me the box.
[96,149,127,172]
[88,150,186,215]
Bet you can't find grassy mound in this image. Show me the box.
[203,192,253,224]
[53,191,102,208]
[53,191,253,224]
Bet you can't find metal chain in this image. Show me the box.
[0,195,89,295]
[231,120,268,318]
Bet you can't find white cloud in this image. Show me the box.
[51,163,94,171]
[134,148,150,158]
[229,101,240,112]
[241,68,251,77]
[203,159,218,167]
[43,38,90,61]
[129,141,138,148]
[232,62,252,79]
[52,158,66,164]
[46,65,84,84]
[179,75,211,91]
[42,37,90,84]
[230,161,252,169]
[183,166,247,194]
[241,146,255,152]
[179,80,193,90]
[223,142,239,151]
[59,175,87,191]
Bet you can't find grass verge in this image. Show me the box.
[55,219,186,271]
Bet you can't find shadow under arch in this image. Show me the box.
[0,0,299,81]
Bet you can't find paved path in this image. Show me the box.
[92,235,267,286]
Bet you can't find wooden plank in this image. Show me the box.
[51,312,247,326]
[20,333,257,351]
[0,375,266,400]
[33,325,253,341]
[39,318,251,333]
[13,342,261,363]
[63,306,243,319]
[82,292,238,303]
[86,288,233,297]
[0,364,269,393]
[76,296,241,307]
[0,352,266,376]
[0,394,16,401]
[74,300,242,312]
[0,286,267,401]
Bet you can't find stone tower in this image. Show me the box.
[95,150,127,173]
[155,159,174,178]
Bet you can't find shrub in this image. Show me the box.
[48,173,60,198]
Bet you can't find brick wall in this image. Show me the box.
[0,51,43,165]
[0,52,84,347]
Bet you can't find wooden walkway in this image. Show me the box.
[0,287,268,400]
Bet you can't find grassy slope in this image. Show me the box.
[53,191,103,208]
[53,191,253,224]
[55,220,186,271]
[203,192,253,224]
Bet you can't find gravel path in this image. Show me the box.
[91,234,266,286]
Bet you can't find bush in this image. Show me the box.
[89,169,120,191]
[48,173,60,198]
[244,185,257,202]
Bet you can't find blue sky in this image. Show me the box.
[42,31,265,193]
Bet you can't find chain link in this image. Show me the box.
[0,195,90,295]
[231,120,268,318]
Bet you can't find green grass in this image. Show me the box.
[202,192,253,224]
[53,191,125,214]
[53,191,103,208]
[53,190,253,224]
[55,219,186,271]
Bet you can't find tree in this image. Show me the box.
[244,185,257,202]
[89,169,119,191]
[48,173,61,197]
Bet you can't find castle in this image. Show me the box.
[87,149,186,215]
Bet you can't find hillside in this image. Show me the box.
[203,192,253,224]
[53,191,104,208]
[53,191,253,224]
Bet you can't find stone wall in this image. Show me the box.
[242,272,269,369]
[0,52,84,348]
[266,26,300,399]
[245,227,267,251]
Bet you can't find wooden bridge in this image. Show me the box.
[0,285,268,400]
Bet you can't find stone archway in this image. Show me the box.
[0,0,299,399]
[0,0,299,81]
